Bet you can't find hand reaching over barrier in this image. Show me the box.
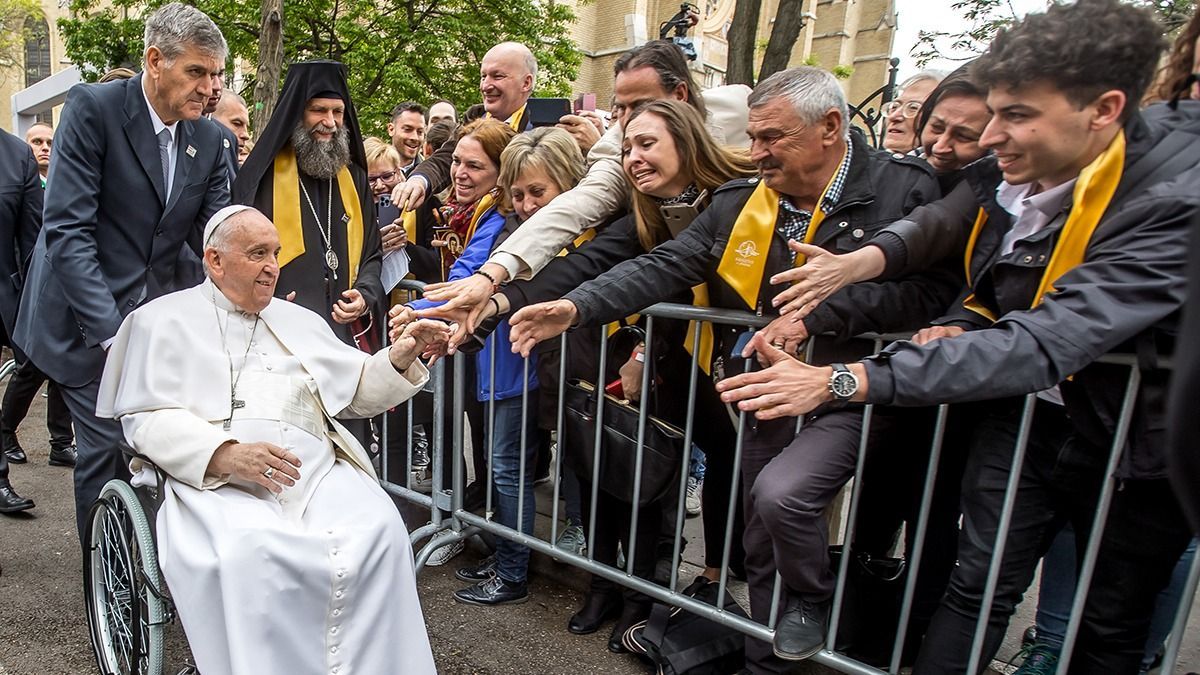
[717,332,868,420]
[770,242,887,319]
[508,299,578,357]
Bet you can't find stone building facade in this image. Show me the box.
[564,0,898,111]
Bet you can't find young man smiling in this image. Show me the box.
[717,1,1200,672]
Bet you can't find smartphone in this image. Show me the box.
[377,194,400,227]
[574,93,596,113]
[605,379,625,399]
[660,189,708,237]
[527,97,572,127]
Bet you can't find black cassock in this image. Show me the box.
[249,167,382,345]
[232,60,382,347]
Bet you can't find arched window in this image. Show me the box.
[24,17,53,125]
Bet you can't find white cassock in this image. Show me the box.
[96,279,438,675]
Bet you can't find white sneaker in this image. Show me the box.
[425,539,465,566]
[686,477,702,516]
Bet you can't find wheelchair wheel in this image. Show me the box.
[84,480,167,675]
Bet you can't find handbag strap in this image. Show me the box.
[642,600,676,649]
[609,323,663,408]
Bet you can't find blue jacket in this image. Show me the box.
[409,205,538,401]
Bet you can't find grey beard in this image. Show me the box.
[292,122,351,179]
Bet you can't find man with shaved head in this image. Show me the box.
[479,41,537,129]
[212,91,251,166]
[393,41,539,207]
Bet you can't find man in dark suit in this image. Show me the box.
[212,91,251,168]
[204,83,241,183]
[1,122,76,470]
[0,130,41,514]
[14,2,231,538]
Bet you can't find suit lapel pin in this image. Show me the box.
[186,145,197,157]
[223,138,230,149]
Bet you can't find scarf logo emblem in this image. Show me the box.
[733,240,760,267]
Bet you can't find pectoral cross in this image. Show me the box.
[224,397,245,431]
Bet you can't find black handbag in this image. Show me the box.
[828,544,912,667]
[621,576,749,675]
[561,378,684,506]
[560,326,684,506]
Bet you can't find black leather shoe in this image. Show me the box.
[773,596,830,661]
[454,575,528,606]
[567,591,621,635]
[608,601,651,653]
[454,555,496,582]
[0,480,34,513]
[48,444,77,467]
[3,443,26,464]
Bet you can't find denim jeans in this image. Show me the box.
[689,445,707,480]
[488,395,539,583]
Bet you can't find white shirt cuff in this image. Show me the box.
[488,252,527,282]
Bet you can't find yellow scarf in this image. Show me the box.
[486,104,528,132]
[401,209,418,247]
[962,130,1126,322]
[683,152,848,372]
[272,146,365,287]
[465,193,496,244]
[716,146,848,309]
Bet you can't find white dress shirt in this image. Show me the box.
[140,78,178,199]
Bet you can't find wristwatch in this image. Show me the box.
[827,363,859,401]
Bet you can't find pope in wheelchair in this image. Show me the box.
[94,205,442,674]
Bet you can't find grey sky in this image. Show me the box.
[892,0,1050,81]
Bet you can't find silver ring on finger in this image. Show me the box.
[263,466,276,479]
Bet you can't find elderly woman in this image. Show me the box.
[494,127,593,560]
[882,71,944,153]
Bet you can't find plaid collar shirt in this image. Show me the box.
[776,141,853,246]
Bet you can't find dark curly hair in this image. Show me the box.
[1151,8,1200,102]
[974,0,1165,120]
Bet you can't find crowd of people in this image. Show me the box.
[1,0,1200,673]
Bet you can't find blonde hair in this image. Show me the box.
[363,136,403,169]
[625,100,758,250]
[497,127,585,215]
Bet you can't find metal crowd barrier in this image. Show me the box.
[376,289,1200,675]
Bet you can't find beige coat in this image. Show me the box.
[491,84,752,280]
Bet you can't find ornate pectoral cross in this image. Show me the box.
[224,397,246,431]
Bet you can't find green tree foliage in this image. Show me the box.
[912,0,1197,67]
[0,0,46,74]
[59,0,581,136]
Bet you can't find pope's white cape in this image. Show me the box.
[93,279,438,675]
[96,279,429,489]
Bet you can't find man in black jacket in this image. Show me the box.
[0,130,41,514]
[718,3,1198,672]
[15,4,231,540]
[508,67,952,671]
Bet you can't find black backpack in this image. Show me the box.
[621,576,749,675]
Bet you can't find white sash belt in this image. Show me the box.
[225,371,327,440]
